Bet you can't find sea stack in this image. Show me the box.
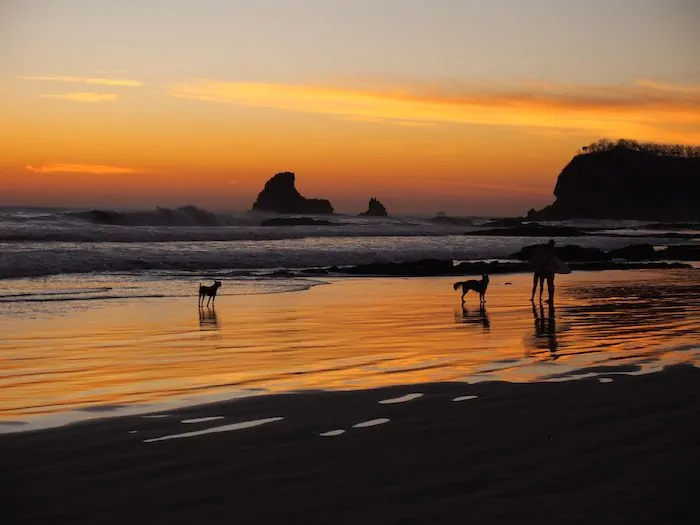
[252,172,334,215]
[359,197,388,217]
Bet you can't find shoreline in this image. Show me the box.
[3,364,699,524]
[3,270,700,433]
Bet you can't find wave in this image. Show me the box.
[0,294,167,303]
[66,206,245,227]
[0,277,326,304]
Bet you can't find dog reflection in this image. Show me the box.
[532,302,558,355]
[457,304,490,332]
[198,307,220,330]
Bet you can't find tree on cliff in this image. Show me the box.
[577,138,700,158]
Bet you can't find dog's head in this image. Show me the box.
[214,280,222,288]
[482,273,489,283]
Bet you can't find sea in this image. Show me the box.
[2,205,697,282]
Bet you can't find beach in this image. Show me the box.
[2,268,700,523]
[3,365,699,524]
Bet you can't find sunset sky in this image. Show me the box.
[1,0,698,215]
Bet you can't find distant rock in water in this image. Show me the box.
[482,217,523,228]
[260,217,334,226]
[510,242,700,262]
[429,213,474,226]
[252,172,334,215]
[359,197,388,217]
[468,224,587,237]
[528,139,700,221]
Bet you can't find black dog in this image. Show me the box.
[198,280,222,307]
[453,274,489,305]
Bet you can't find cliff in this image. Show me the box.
[252,172,334,215]
[528,145,700,221]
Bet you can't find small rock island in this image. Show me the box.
[359,197,388,217]
[252,172,334,215]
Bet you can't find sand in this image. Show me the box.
[2,269,700,523]
[2,365,699,524]
[3,269,700,430]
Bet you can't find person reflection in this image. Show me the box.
[532,301,558,356]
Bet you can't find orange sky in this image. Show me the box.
[1,0,698,215]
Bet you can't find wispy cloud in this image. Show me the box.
[25,164,150,175]
[635,79,700,94]
[20,75,142,87]
[168,78,700,142]
[40,92,119,103]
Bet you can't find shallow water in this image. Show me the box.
[1,269,699,432]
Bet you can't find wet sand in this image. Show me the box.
[2,269,700,430]
[2,269,700,523]
[2,365,699,524]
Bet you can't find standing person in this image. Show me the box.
[529,239,557,303]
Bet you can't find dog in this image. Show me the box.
[453,274,489,304]
[198,280,222,307]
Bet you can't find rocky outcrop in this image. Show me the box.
[260,217,334,226]
[429,214,474,226]
[528,144,700,221]
[510,243,700,262]
[359,197,388,217]
[300,257,691,277]
[468,224,588,237]
[252,172,333,215]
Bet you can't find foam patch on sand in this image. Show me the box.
[144,417,283,443]
[453,395,478,402]
[379,393,423,404]
[181,416,224,424]
[320,430,346,437]
[352,418,390,428]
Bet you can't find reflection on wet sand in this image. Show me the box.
[456,305,490,332]
[531,301,558,357]
[198,307,220,330]
[1,270,700,427]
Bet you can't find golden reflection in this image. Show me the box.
[1,270,700,422]
[456,305,491,332]
[531,302,559,358]
[198,306,220,330]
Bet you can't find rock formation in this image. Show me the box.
[359,197,388,217]
[528,141,700,221]
[252,172,334,215]
[260,217,334,226]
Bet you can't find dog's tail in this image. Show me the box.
[453,281,464,292]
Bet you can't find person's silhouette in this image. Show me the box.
[530,239,557,303]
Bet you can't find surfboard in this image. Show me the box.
[527,245,571,274]
[544,256,572,275]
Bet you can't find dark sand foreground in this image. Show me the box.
[3,365,699,524]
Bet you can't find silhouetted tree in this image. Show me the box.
[577,138,700,158]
